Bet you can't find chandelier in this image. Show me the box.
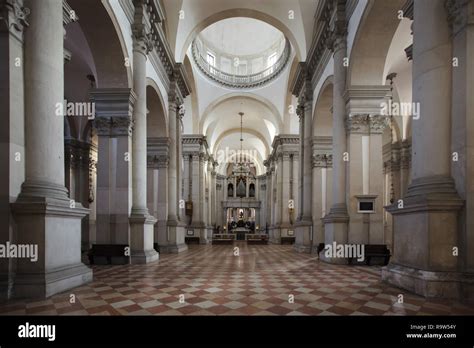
[232,111,251,176]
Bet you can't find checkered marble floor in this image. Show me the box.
[1,244,473,316]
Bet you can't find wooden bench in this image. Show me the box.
[88,244,129,265]
[185,237,200,245]
[212,234,235,245]
[348,244,391,265]
[246,234,268,245]
[281,237,295,245]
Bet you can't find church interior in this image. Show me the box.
[0,0,473,317]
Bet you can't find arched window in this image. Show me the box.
[249,183,255,198]
[227,183,234,197]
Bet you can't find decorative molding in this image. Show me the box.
[63,0,78,26]
[446,0,471,36]
[0,0,29,40]
[90,88,136,116]
[345,114,390,134]
[402,0,414,20]
[313,153,333,168]
[125,0,190,98]
[93,116,134,136]
[192,36,291,89]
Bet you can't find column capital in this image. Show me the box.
[345,114,390,134]
[296,103,305,121]
[312,153,333,168]
[132,0,156,55]
[133,37,153,55]
[445,0,472,36]
[147,153,169,169]
[94,116,134,136]
[325,0,347,53]
[1,0,29,40]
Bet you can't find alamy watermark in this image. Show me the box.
[0,241,38,262]
[55,99,95,119]
[380,100,421,120]
[324,242,365,262]
[214,147,259,165]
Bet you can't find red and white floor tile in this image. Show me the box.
[1,244,472,316]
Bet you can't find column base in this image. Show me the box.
[11,193,93,299]
[14,263,93,299]
[382,263,474,302]
[129,211,159,264]
[268,226,281,244]
[321,204,349,264]
[160,220,188,253]
[294,219,312,253]
[384,176,468,300]
[205,226,214,242]
[189,222,208,244]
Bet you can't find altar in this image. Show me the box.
[232,227,251,241]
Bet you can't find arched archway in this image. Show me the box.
[176,8,305,63]
[348,0,406,86]
[313,76,334,138]
[200,93,283,136]
[146,83,168,137]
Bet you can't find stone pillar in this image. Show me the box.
[383,0,467,300]
[264,166,272,231]
[321,28,349,263]
[447,0,474,280]
[147,137,169,246]
[90,90,135,246]
[211,167,217,226]
[128,31,158,264]
[345,112,388,246]
[295,82,313,253]
[177,112,184,221]
[190,153,204,237]
[280,153,291,233]
[11,0,92,298]
[156,154,169,247]
[399,140,411,197]
[292,153,299,223]
[165,88,187,253]
[199,154,208,243]
[183,154,190,206]
[274,153,283,230]
[312,153,333,250]
[0,0,28,300]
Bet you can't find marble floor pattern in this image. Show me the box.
[1,244,473,316]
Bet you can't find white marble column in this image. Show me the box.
[292,154,299,222]
[164,89,187,253]
[129,36,158,264]
[199,154,208,243]
[12,0,92,298]
[91,90,135,246]
[177,113,184,221]
[190,154,203,231]
[384,0,466,300]
[295,82,314,253]
[156,155,168,247]
[264,167,272,231]
[183,154,190,204]
[211,167,217,227]
[321,32,349,262]
[274,153,283,229]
